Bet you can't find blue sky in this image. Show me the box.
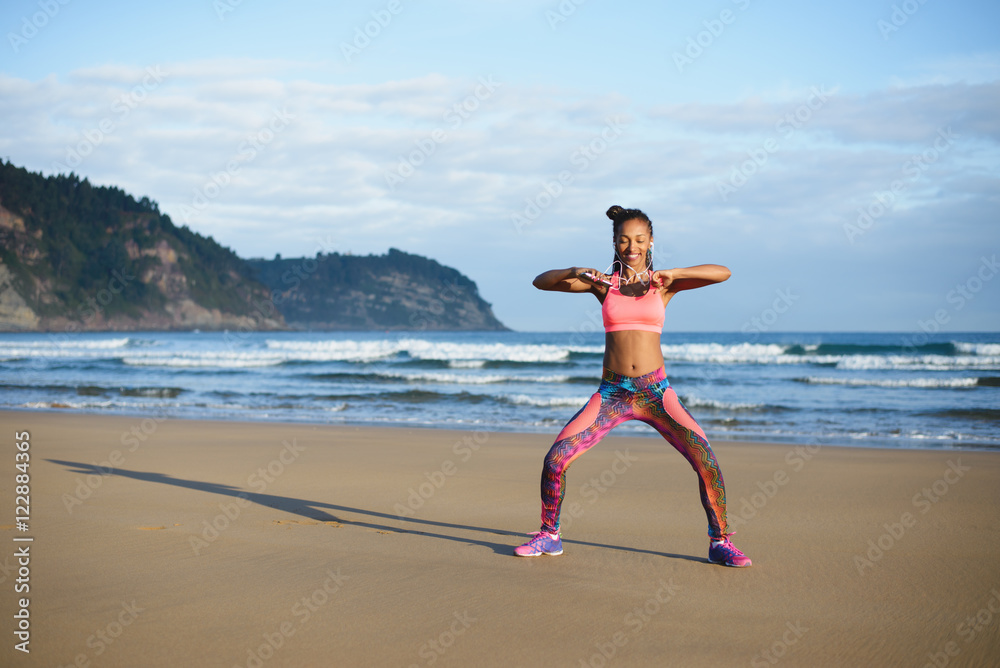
[1,0,998,332]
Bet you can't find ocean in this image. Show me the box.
[1,330,998,450]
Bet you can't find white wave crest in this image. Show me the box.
[680,395,764,411]
[122,353,284,368]
[383,372,572,385]
[448,360,486,369]
[0,337,133,357]
[266,337,572,363]
[659,342,837,366]
[566,344,606,354]
[799,376,979,388]
[24,399,114,409]
[954,342,1000,356]
[503,394,590,408]
[403,339,571,363]
[263,339,406,362]
[837,355,1000,371]
[8,337,131,350]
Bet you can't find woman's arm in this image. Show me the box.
[533,267,607,293]
[653,264,731,293]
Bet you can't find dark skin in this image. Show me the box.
[533,218,731,376]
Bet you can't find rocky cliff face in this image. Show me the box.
[0,162,507,333]
[0,161,284,332]
[0,206,41,329]
[0,201,285,332]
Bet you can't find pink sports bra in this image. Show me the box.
[602,274,665,334]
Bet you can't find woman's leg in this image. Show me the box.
[638,379,728,540]
[539,383,632,533]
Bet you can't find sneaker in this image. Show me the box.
[708,535,752,567]
[514,531,563,557]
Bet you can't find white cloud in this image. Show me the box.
[890,52,1000,87]
[651,81,1000,144]
[1,58,997,330]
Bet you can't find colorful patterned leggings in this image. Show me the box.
[539,367,728,539]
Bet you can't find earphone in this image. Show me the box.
[604,240,654,290]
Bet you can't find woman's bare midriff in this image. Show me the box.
[603,330,665,377]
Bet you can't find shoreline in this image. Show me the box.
[1,409,999,666]
[3,329,998,453]
[3,405,998,453]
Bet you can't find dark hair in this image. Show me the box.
[606,205,654,274]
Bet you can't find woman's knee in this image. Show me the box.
[543,450,567,476]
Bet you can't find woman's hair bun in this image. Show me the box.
[605,205,653,233]
[606,205,626,221]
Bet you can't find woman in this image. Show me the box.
[514,205,751,567]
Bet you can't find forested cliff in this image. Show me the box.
[0,161,505,332]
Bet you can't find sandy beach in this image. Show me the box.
[1,409,998,667]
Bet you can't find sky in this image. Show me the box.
[1,0,998,332]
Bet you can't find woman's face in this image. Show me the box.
[615,218,652,271]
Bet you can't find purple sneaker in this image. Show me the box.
[514,531,563,557]
[709,535,752,567]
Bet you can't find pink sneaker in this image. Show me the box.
[514,531,563,557]
[709,535,751,567]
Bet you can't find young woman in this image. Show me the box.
[514,205,751,567]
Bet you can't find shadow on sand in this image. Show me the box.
[47,459,704,562]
